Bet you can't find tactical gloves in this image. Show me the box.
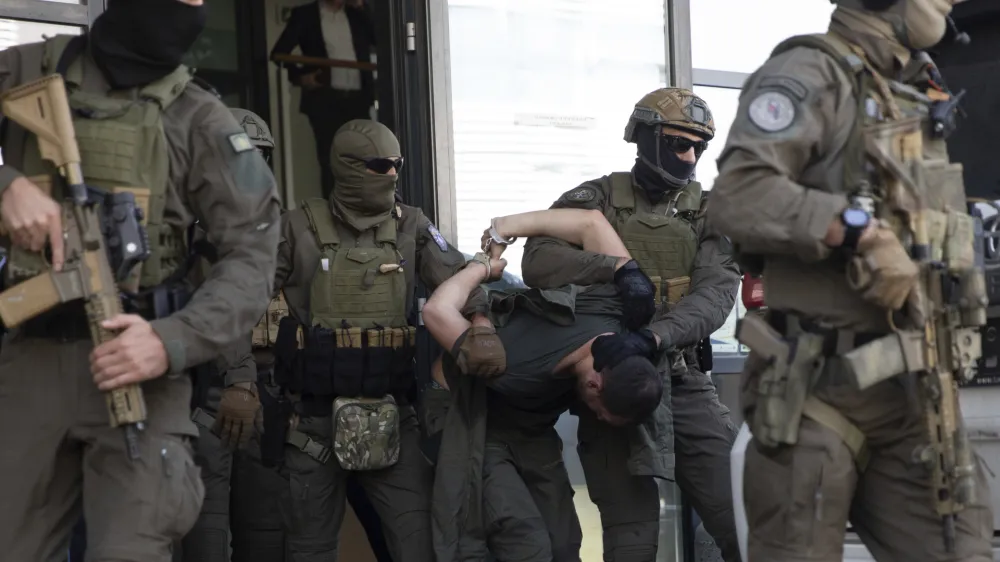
[452,326,507,378]
[614,259,657,330]
[214,382,261,450]
[846,227,919,311]
[591,329,659,372]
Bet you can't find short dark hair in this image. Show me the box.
[600,356,663,423]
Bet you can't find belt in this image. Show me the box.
[768,310,884,356]
[190,407,332,465]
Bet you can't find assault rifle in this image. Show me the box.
[860,116,985,552]
[0,75,151,461]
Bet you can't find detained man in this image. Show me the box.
[423,207,664,562]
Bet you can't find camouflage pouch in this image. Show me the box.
[737,315,826,449]
[332,394,400,471]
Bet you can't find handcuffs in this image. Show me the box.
[470,218,517,280]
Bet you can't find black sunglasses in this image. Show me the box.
[345,155,405,174]
[661,134,708,157]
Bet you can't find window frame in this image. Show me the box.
[0,0,103,27]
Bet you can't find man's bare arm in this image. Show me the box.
[422,263,493,352]
[488,209,631,264]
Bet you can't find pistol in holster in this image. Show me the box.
[737,314,826,449]
[259,381,293,468]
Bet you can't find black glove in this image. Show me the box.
[591,329,659,372]
[613,260,656,331]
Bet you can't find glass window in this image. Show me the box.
[691,0,834,74]
[448,0,666,279]
[693,86,744,354]
[0,19,83,166]
[448,2,684,558]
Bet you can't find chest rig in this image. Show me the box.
[770,33,987,545]
[7,35,190,290]
[606,172,702,314]
[275,198,415,401]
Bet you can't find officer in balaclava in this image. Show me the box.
[0,0,282,559]
[520,88,742,562]
[267,119,489,562]
[709,0,994,560]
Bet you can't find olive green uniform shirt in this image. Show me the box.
[0,42,282,373]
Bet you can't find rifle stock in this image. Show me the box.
[1,75,148,460]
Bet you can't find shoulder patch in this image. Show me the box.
[228,132,255,154]
[747,91,797,133]
[427,224,448,252]
[564,187,597,203]
[757,76,808,101]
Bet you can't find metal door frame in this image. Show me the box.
[0,0,104,26]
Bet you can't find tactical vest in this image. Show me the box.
[290,198,415,400]
[606,172,702,309]
[252,292,290,349]
[8,35,191,287]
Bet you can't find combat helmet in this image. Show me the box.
[624,88,715,143]
[230,108,275,149]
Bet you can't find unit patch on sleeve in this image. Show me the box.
[428,224,448,251]
[565,187,596,203]
[228,132,255,154]
[747,91,796,133]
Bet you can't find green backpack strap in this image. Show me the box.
[607,172,635,212]
[302,198,341,249]
[770,33,865,93]
[42,35,83,85]
[675,180,703,214]
[374,215,397,247]
[140,65,194,109]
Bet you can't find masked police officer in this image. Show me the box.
[269,119,489,562]
[709,1,993,560]
[521,88,741,562]
[0,0,281,560]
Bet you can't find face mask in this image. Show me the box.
[634,125,698,198]
[899,0,952,49]
[330,120,402,231]
[90,0,207,89]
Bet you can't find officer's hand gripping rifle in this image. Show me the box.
[0,75,151,461]
[862,119,983,553]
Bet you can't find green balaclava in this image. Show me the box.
[834,0,953,50]
[330,119,401,231]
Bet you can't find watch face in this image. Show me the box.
[843,208,870,228]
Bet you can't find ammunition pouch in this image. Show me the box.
[737,313,827,449]
[272,317,416,401]
[332,394,400,471]
[649,275,690,312]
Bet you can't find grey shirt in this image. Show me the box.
[486,287,621,432]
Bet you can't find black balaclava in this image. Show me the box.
[634,124,697,202]
[90,0,207,89]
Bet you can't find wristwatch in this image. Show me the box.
[840,206,871,251]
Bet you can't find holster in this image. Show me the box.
[737,314,826,449]
[259,381,293,468]
[188,362,217,411]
